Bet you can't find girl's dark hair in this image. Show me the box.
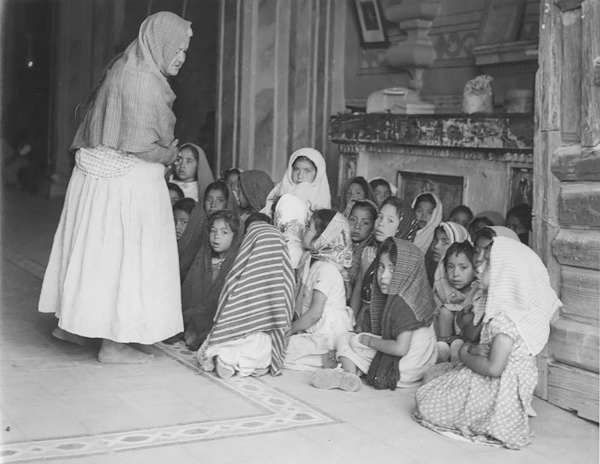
[378,237,397,265]
[173,198,196,215]
[507,203,533,231]
[208,210,240,236]
[380,196,405,219]
[167,182,184,199]
[350,200,377,222]
[449,204,474,222]
[312,209,337,239]
[469,216,494,236]
[292,155,317,172]
[347,176,370,197]
[223,167,241,179]
[414,193,437,210]
[369,178,391,191]
[443,240,475,268]
[472,226,497,246]
[204,180,229,202]
[245,212,272,232]
[179,143,200,161]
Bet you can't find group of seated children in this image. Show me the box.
[162,141,557,450]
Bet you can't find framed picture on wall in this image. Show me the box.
[353,0,388,48]
[477,0,526,45]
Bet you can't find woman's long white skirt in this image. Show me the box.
[39,150,183,344]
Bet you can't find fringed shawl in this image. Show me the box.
[484,236,561,355]
[181,211,244,344]
[369,238,435,337]
[200,222,295,375]
[72,12,191,154]
[262,148,331,214]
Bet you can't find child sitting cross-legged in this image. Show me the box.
[312,237,438,392]
[283,210,355,371]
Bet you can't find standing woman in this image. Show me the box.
[39,12,193,363]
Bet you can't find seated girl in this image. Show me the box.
[448,205,474,229]
[427,221,470,286]
[284,210,355,371]
[173,198,196,241]
[349,196,418,325]
[346,200,377,297]
[167,182,184,205]
[198,221,294,378]
[338,177,375,216]
[203,180,230,216]
[236,170,274,222]
[506,203,532,245]
[222,167,242,201]
[170,143,214,202]
[312,237,438,392]
[273,193,310,269]
[181,210,244,350]
[434,241,478,363]
[413,237,561,449]
[369,178,395,207]
[411,192,443,253]
[262,147,331,215]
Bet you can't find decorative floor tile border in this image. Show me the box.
[0,252,338,462]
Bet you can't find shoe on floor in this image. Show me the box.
[311,368,361,392]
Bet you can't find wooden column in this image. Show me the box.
[215,0,345,188]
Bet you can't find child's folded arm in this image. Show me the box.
[359,331,412,357]
[459,334,513,377]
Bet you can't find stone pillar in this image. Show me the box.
[216,0,346,188]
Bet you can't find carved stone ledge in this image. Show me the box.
[337,142,532,165]
[330,113,533,150]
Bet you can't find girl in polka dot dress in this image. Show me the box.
[413,237,561,449]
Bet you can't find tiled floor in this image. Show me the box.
[1,188,598,463]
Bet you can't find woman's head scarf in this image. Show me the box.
[262,148,331,214]
[412,192,443,253]
[370,237,435,337]
[199,222,295,375]
[310,212,353,272]
[239,170,275,212]
[72,12,192,153]
[432,222,471,305]
[179,143,214,204]
[483,236,561,355]
[273,194,310,269]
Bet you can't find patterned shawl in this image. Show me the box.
[310,212,353,271]
[239,170,275,212]
[369,238,435,336]
[484,236,561,355]
[412,192,443,253]
[262,148,331,214]
[181,211,245,346]
[200,222,295,375]
[432,222,472,306]
[273,194,310,269]
[72,12,191,154]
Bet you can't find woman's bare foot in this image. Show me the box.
[129,343,155,354]
[322,351,338,369]
[98,339,154,364]
[52,327,87,346]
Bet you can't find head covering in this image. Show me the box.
[310,212,353,271]
[262,148,331,215]
[475,210,505,226]
[239,170,275,212]
[339,177,375,216]
[370,238,435,337]
[273,194,310,269]
[432,222,472,305]
[178,203,207,280]
[179,143,214,204]
[199,222,295,375]
[72,12,192,153]
[489,225,520,241]
[412,192,443,253]
[484,236,561,355]
[181,212,245,348]
[369,177,398,196]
